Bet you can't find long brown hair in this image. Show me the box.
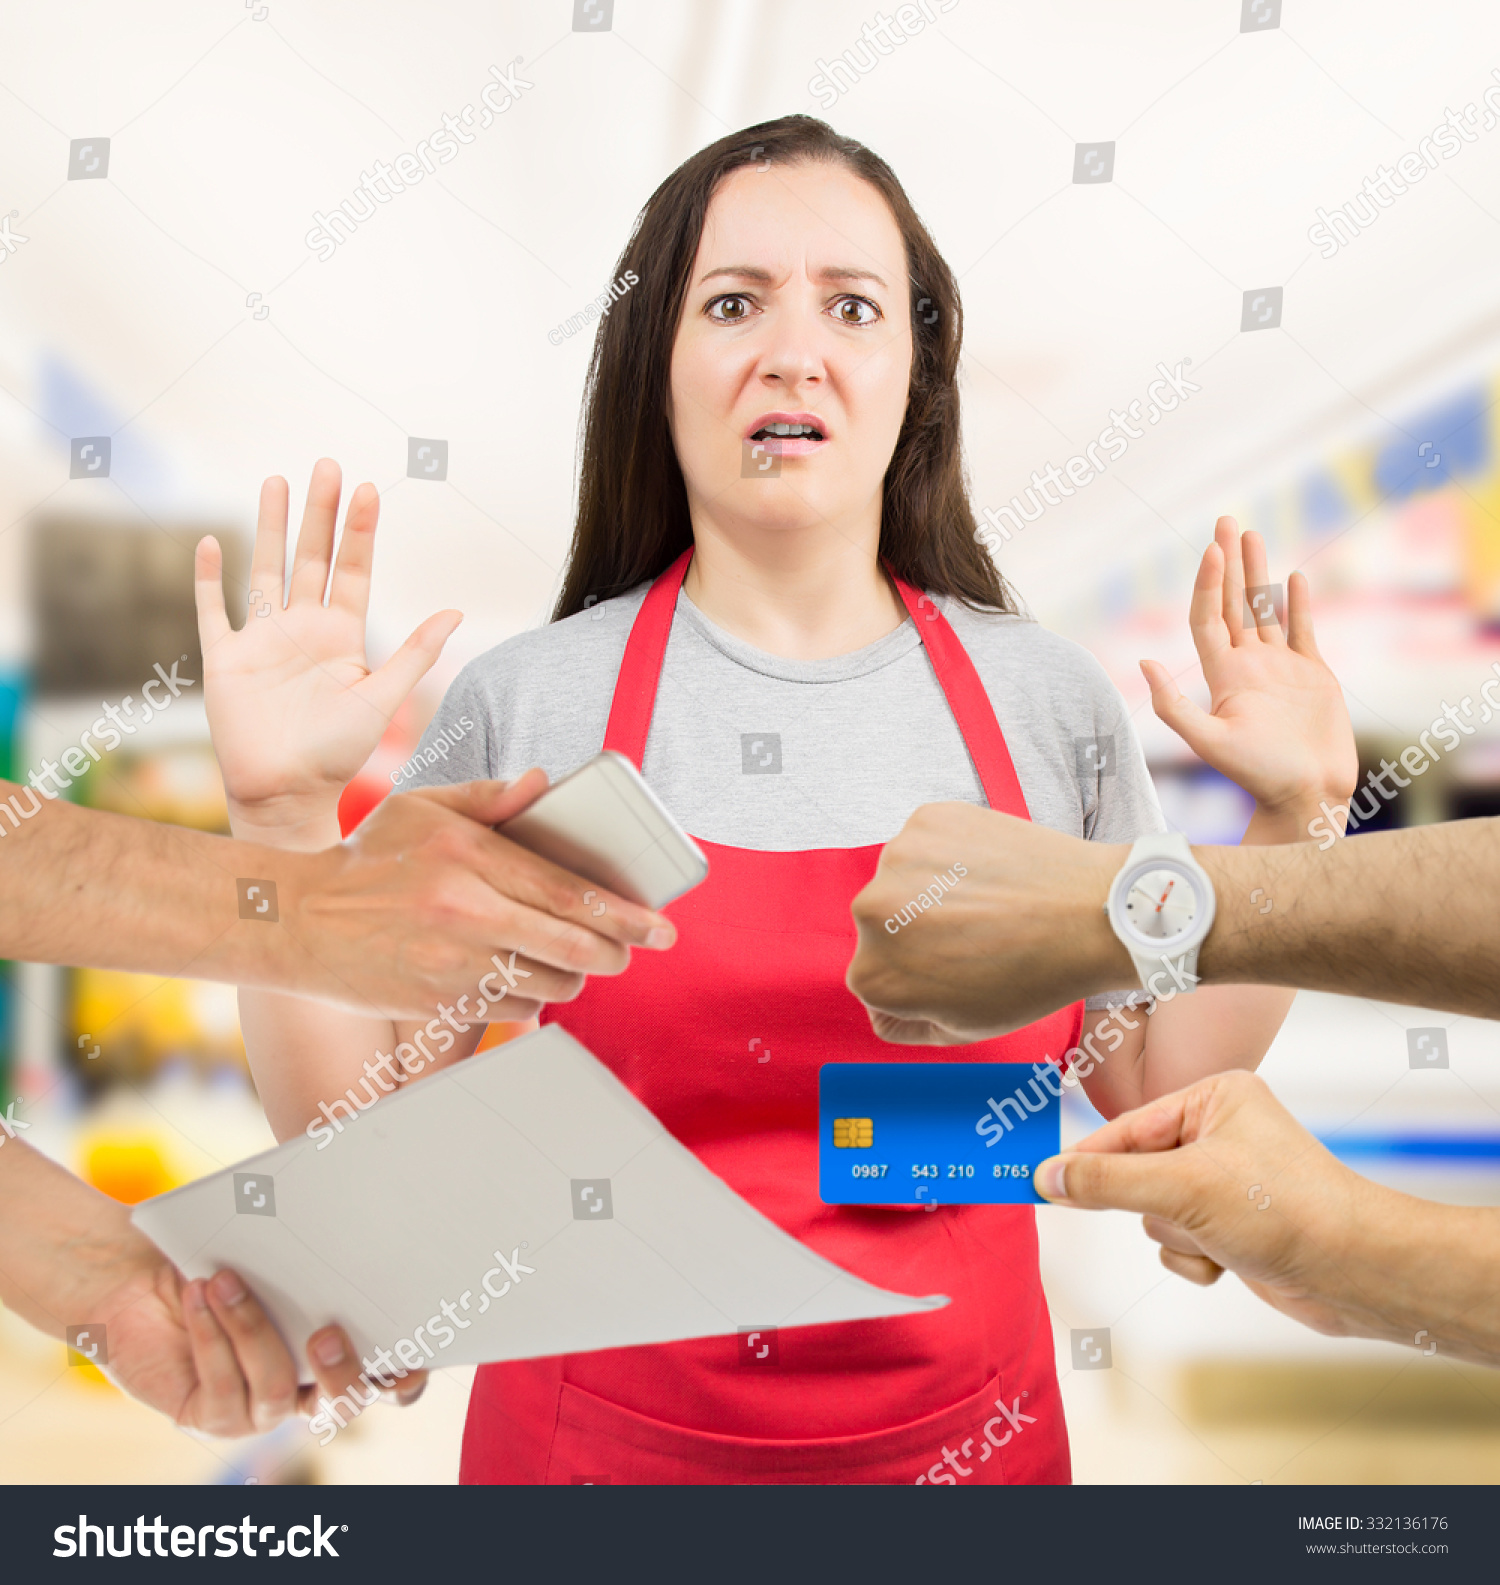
[552,114,1018,620]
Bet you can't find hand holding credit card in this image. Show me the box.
[820,1064,1061,1205]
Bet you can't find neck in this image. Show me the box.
[681,519,906,661]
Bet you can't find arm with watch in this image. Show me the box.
[849,519,1361,1119]
[849,810,1500,1040]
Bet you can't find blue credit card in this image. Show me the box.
[818,1063,1060,1205]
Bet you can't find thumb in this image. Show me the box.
[1035,1147,1195,1222]
[1138,659,1224,760]
[360,609,463,720]
[410,769,550,827]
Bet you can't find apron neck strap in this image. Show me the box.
[603,548,693,765]
[603,547,1032,819]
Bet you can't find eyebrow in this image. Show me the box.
[696,264,890,290]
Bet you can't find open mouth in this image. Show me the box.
[750,421,825,442]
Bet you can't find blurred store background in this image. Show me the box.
[2,0,1499,1485]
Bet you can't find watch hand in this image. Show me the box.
[1154,879,1176,913]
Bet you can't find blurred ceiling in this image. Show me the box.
[2,0,1499,751]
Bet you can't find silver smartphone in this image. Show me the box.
[498,751,708,910]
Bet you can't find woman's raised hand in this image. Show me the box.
[1140,516,1357,819]
[195,459,461,839]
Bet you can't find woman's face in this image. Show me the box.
[667,159,913,543]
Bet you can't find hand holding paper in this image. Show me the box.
[133,1027,947,1393]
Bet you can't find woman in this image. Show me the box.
[197,115,1356,1483]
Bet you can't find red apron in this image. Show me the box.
[460,552,1082,1485]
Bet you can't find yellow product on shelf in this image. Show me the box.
[71,968,246,1083]
[83,1139,178,1206]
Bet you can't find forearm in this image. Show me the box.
[0,784,308,990]
[0,1139,148,1336]
[240,986,488,1141]
[238,988,401,1141]
[1326,1178,1500,1368]
[228,803,393,1140]
[1198,818,1500,1015]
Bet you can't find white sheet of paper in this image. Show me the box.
[132,1026,947,1382]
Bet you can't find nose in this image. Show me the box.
[755,298,826,394]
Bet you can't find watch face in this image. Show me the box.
[1121,862,1199,946]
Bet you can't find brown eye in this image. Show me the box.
[833,296,879,326]
[708,294,753,323]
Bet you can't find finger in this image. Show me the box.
[450,819,679,951]
[1139,659,1226,762]
[194,537,233,652]
[399,773,678,949]
[435,894,602,991]
[396,1373,429,1406]
[1284,569,1323,659]
[417,770,552,827]
[865,1007,968,1045]
[1141,1212,1210,1257]
[327,481,382,621]
[1034,1147,1200,1223]
[1066,1089,1195,1158]
[203,1268,300,1433]
[1239,529,1285,647]
[295,1329,428,1414]
[249,474,290,601]
[357,609,464,722]
[1215,516,1248,646]
[288,457,343,604]
[437,866,637,979]
[1185,540,1232,669]
[1159,1247,1224,1286]
[180,1277,253,1436]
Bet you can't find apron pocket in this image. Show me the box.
[544,1373,1034,1485]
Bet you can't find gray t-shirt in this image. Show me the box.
[399,584,1167,1008]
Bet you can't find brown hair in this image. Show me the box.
[551,113,1018,620]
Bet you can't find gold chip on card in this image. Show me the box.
[833,1117,873,1148]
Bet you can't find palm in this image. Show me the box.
[196,462,460,821]
[93,1262,207,1429]
[1197,640,1354,812]
[1142,518,1356,812]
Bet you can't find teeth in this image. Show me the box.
[762,422,817,437]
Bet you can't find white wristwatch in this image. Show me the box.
[1105,832,1215,996]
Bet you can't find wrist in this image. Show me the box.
[227,795,346,853]
[1245,784,1355,844]
[0,1146,155,1334]
[1086,842,1138,989]
[1330,1176,1464,1347]
[64,1214,161,1327]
